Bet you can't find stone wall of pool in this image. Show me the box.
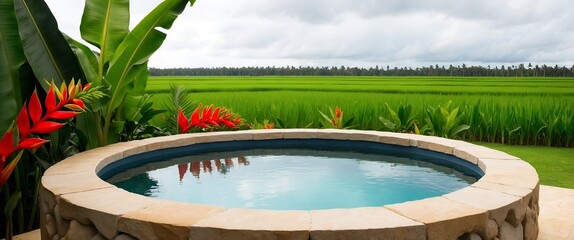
[40,129,540,240]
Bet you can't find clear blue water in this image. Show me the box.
[111,148,477,210]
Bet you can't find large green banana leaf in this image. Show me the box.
[105,0,193,113]
[13,0,86,89]
[0,0,24,132]
[64,34,99,84]
[80,0,129,78]
[118,63,148,121]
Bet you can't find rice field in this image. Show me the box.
[146,76,574,147]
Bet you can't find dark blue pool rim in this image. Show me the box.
[97,139,484,180]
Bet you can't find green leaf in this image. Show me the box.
[64,34,99,84]
[80,0,129,71]
[105,0,191,113]
[449,124,470,139]
[379,116,396,131]
[4,190,21,215]
[0,0,25,132]
[13,0,86,88]
[75,112,101,150]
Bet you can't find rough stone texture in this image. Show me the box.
[90,233,107,240]
[118,201,225,240]
[444,187,522,225]
[310,207,426,240]
[45,213,56,237]
[59,187,156,239]
[385,197,489,240]
[64,220,98,240]
[190,209,310,240]
[113,234,137,240]
[483,220,499,240]
[54,205,70,237]
[459,232,483,240]
[523,207,539,240]
[498,221,523,240]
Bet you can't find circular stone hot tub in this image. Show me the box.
[40,129,540,240]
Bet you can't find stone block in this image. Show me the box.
[190,209,310,240]
[454,146,519,165]
[119,201,225,240]
[444,187,522,225]
[252,129,284,140]
[385,197,488,240]
[64,220,98,240]
[310,207,426,240]
[59,188,157,239]
[42,172,113,196]
[281,129,318,139]
[498,221,523,240]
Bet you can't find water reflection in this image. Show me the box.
[178,157,251,181]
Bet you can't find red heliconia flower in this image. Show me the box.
[335,106,342,118]
[1,80,90,189]
[178,105,242,134]
[0,129,15,163]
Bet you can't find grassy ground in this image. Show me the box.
[477,142,574,189]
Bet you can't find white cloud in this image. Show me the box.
[45,0,574,68]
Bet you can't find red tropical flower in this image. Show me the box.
[1,80,89,188]
[178,105,243,134]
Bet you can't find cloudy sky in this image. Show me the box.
[46,0,574,68]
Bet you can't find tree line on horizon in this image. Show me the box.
[149,63,574,77]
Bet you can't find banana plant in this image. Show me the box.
[424,102,470,139]
[70,0,196,147]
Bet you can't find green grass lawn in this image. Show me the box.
[476,142,574,189]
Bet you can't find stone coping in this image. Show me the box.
[41,129,540,240]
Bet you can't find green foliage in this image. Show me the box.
[161,84,196,134]
[13,0,85,89]
[147,76,574,146]
[424,102,470,139]
[379,103,416,133]
[0,0,24,133]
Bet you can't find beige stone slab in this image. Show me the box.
[310,207,426,240]
[478,159,539,190]
[119,201,225,240]
[385,197,488,240]
[192,131,254,144]
[416,137,473,155]
[538,204,574,240]
[142,134,199,151]
[316,129,380,142]
[454,146,519,165]
[190,209,310,240]
[540,185,574,209]
[376,132,413,146]
[444,186,522,224]
[252,129,284,140]
[41,172,113,196]
[281,128,318,139]
[479,158,537,173]
[59,188,157,239]
[471,181,533,198]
